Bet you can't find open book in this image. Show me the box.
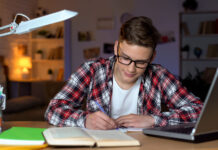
[43,127,140,147]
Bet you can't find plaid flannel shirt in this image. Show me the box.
[45,56,203,127]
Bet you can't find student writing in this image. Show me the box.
[45,16,203,130]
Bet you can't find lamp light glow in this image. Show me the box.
[18,56,32,79]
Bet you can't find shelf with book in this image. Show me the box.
[30,38,64,43]
[183,34,218,38]
[29,22,64,81]
[8,20,73,82]
[182,58,218,61]
[32,59,63,63]
[180,11,218,79]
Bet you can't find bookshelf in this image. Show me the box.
[179,11,218,79]
[11,22,65,81]
[31,22,64,81]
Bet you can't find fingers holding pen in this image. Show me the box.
[85,111,117,130]
[96,111,117,129]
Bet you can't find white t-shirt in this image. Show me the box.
[111,76,141,119]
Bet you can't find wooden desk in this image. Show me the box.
[2,121,218,150]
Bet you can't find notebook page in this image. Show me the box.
[85,129,136,141]
[84,129,140,147]
[48,127,89,138]
[43,127,95,146]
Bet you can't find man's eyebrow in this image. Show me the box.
[120,50,130,58]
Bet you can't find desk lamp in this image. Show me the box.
[0,10,78,37]
[0,9,78,79]
[0,10,78,131]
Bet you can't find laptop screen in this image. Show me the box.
[195,68,218,135]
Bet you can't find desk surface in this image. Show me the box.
[2,121,218,150]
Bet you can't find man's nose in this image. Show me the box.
[127,61,136,72]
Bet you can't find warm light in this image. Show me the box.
[18,56,32,79]
[22,67,29,74]
[18,56,32,69]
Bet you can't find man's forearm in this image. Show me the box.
[45,99,88,127]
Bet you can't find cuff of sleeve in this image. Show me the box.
[151,115,160,126]
[151,115,168,127]
[76,114,87,128]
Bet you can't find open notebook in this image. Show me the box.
[143,68,218,142]
[43,127,140,147]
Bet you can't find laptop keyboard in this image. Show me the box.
[162,126,194,134]
[153,123,195,134]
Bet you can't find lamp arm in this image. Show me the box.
[0,10,78,37]
[0,24,11,30]
[0,31,14,37]
[0,22,18,37]
[13,13,30,22]
[0,13,30,37]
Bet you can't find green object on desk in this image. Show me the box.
[0,127,46,145]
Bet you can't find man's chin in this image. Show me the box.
[123,71,137,78]
[123,76,138,84]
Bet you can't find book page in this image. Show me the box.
[43,127,95,146]
[48,127,88,138]
[85,129,132,140]
[84,129,140,147]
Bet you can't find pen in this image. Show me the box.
[0,86,3,99]
[94,100,107,114]
[0,85,3,96]
[94,100,119,130]
[0,86,5,110]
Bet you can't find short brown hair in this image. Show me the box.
[119,16,161,50]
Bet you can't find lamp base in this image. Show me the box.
[21,73,30,79]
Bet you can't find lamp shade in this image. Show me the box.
[18,56,32,69]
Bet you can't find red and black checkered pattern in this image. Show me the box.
[45,56,203,127]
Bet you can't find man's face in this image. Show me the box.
[114,40,155,87]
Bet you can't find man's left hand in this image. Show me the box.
[115,114,155,128]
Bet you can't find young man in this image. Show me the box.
[45,16,203,130]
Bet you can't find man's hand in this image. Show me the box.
[115,114,155,128]
[85,111,117,130]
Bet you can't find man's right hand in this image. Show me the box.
[85,111,117,130]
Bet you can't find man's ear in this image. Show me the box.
[114,40,119,55]
[150,50,156,62]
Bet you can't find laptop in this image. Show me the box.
[143,68,218,142]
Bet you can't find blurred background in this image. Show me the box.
[0,0,217,121]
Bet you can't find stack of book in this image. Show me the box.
[47,46,63,60]
[198,19,218,35]
[207,44,218,58]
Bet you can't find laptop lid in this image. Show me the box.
[194,68,218,135]
[143,68,218,142]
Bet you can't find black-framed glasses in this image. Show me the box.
[116,42,151,69]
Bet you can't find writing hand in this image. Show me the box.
[85,111,117,130]
[115,114,155,128]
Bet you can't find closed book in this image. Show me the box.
[206,21,216,34]
[216,19,218,34]
[0,127,45,145]
[207,44,218,58]
[181,22,190,36]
